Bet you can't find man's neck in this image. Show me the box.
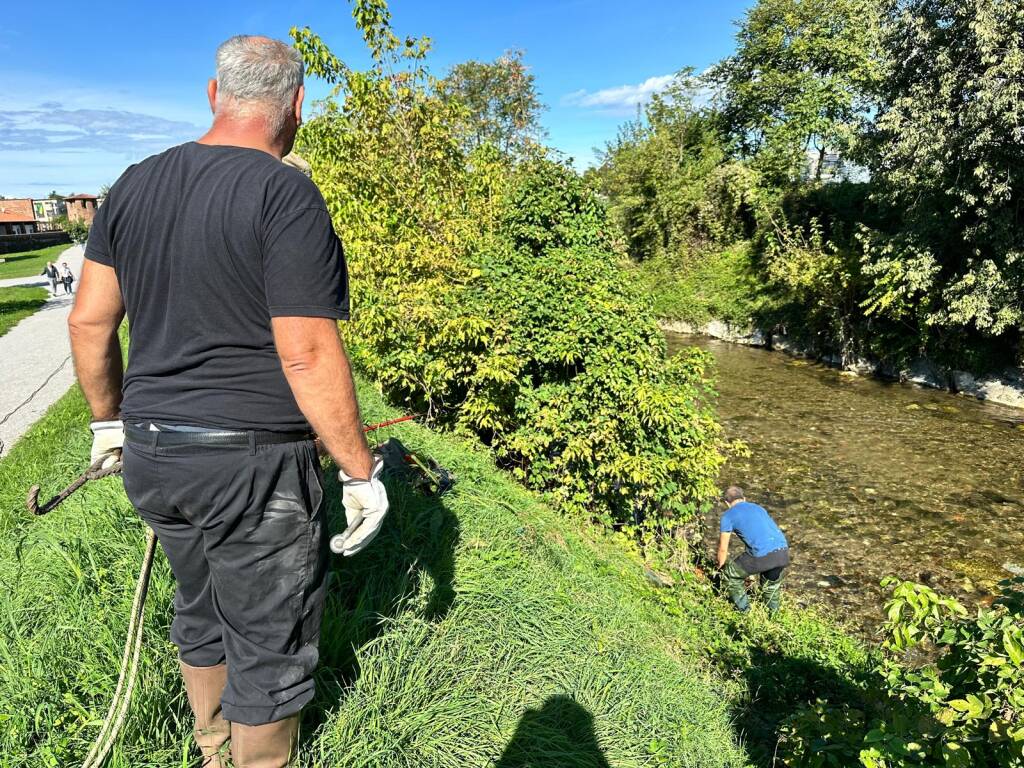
[196,117,288,159]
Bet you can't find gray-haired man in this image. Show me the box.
[68,36,388,767]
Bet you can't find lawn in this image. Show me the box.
[0,285,48,338]
[0,375,869,767]
[0,243,74,280]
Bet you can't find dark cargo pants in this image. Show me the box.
[122,432,329,725]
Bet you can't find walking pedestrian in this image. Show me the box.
[60,262,75,294]
[41,261,59,295]
[67,35,388,768]
[716,486,790,614]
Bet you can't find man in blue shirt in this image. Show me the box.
[716,486,790,614]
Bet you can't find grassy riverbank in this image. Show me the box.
[629,242,770,330]
[0,286,48,337]
[0,379,868,767]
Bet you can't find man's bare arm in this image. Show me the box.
[68,260,125,421]
[717,532,731,569]
[272,316,374,479]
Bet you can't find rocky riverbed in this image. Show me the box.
[669,332,1024,636]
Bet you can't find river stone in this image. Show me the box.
[952,370,979,394]
[902,358,949,390]
[973,373,1024,409]
[771,333,813,357]
[1003,563,1024,576]
[844,357,876,376]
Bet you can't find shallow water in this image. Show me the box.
[667,333,1024,637]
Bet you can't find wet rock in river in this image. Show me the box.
[1003,562,1024,577]
[903,358,949,390]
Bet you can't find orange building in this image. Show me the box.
[0,199,38,235]
[65,193,99,225]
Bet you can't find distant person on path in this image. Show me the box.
[41,262,59,295]
[717,486,790,614]
[67,35,387,768]
[60,262,75,294]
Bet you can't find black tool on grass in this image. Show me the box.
[26,456,123,516]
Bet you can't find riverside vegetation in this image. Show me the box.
[0,1,1021,765]
[594,0,1024,379]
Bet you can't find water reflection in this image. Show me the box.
[667,333,1024,636]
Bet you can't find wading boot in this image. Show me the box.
[722,560,751,612]
[762,575,784,616]
[230,714,300,768]
[179,661,230,767]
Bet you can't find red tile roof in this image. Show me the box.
[64,193,99,201]
[0,199,36,223]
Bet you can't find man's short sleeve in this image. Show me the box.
[84,201,113,267]
[261,207,349,319]
[720,509,735,533]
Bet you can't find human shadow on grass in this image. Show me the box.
[304,458,460,730]
[494,695,611,768]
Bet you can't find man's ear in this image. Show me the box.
[207,79,218,114]
[294,84,305,126]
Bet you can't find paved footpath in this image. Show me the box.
[0,244,85,457]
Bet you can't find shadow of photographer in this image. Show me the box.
[494,695,611,768]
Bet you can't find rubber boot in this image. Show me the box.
[722,560,751,612]
[762,575,784,615]
[230,715,300,768]
[179,661,230,767]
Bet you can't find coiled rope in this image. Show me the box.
[26,458,156,768]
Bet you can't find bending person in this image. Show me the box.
[716,485,790,614]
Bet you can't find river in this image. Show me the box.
[667,332,1024,637]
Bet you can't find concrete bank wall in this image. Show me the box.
[660,318,1024,410]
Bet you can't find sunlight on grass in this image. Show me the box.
[0,286,48,338]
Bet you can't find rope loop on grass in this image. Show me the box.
[80,527,157,768]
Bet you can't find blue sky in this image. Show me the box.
[0,0,753,198]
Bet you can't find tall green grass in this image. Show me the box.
[631,242,773,329]
[0,286,48,338]
[0,379,867,767]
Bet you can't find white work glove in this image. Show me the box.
[332,455,389,556]
[90,420,124,469]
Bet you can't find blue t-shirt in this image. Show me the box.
[720,501,788,557]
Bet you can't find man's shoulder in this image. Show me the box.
[262,160,328,217]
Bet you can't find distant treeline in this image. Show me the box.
[590,0,1024,374]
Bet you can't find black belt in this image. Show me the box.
[125,425,313,448]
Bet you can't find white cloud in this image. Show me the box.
[0,106,202,155]
[562,74,675,113]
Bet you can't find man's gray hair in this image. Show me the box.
[215,35,303,133]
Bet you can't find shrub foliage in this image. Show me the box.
[781,577,1024,767]
[291,0,726,530]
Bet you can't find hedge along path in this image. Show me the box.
[0,376,752,767]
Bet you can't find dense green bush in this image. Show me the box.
[292,1,726,531]
[780,577,1024,767]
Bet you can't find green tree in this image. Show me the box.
[592,71,748,261]
[437,49,545,159]
[710,0,881,182]
[861,0,1024,354]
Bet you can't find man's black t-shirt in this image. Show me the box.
[85,142,348,432]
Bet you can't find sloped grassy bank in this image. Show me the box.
[0,379,866,767]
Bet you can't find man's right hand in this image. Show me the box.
[90,420,125,469]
